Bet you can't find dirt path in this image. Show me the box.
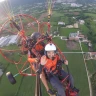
[79,40,92,96]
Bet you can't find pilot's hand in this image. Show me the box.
[36,65,43,74]
[35,58,39,63]
[40,55,47,65]
[64,60,68,65]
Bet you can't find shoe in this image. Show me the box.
[70,91,77,95]
[47,89,56,95]
[72,87,79,93]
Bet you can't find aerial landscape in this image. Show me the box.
[0,0,96,96]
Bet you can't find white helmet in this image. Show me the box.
[45,43,56,51]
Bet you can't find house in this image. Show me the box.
[53,31,59,35]
[74,23,78,28]
[66,23,78,28]
[0,36,9,47]
[69,33,79,41]
[90,52,96,59]
[71,3,82,7]
[69,31,84,41]
[79,20,85,25]
[88,42,92,47]
[8,35,19,45]
[66,25,73,28]
[78,34,84,39]
[58,22,65,25]
[0,35,19,47]
[61,36,67,40]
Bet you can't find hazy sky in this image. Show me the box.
[0,0,5,3]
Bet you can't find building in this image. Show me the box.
[0,36,10,47]
[0,35,19,47]
[61,36,67,40]
[69,33,79,41]
[90,52,96,59]
[71,3,82,7]
[66,25,73,28]
[58,22,65,25]
[88,42,92,47]
[79,20,85,25]
[69,31,84,41]
[74,23,78,28]
[8,35,19,45]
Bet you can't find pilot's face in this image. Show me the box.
[47,51,55,59]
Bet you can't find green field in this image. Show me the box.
[84,13,96,19]
[81,42,89,52]
[0,7,93,96]
[0,36,91,96]
[0,52,90,96]
[86,60,96,74]
[53,37,81,52]
[59,28,79,37]
[80,25,89,35]
[65,53,90,96]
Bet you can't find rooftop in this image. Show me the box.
[69,33,78,37]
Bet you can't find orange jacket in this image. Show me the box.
[28,43,44,63]
[35,43,44,51]
[44,55,60,72]
[28,58,37,63]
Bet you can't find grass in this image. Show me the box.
[0,52,48,96]
[0,37,90,96]
[59,28,79,37]
[53,37,66,51]
[80,25,89,35]
[86,60,96,74]
[0,52,90,96]
[0,75,22,96]
[51,16,61,22]
[61,16,69,24]
[81,42,89,52]
[0,36,90,96]
[53,36,90,96]
[0,8,93,96]
[84,13,96,19]
[52,11,64,17]
[53,37,82,52]
[51,22,58,26]
[0,53,21,96]
[64,53,90,96]
[2,45,19,50]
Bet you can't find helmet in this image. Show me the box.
[31,32,41,41]
[45,43,56,51]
